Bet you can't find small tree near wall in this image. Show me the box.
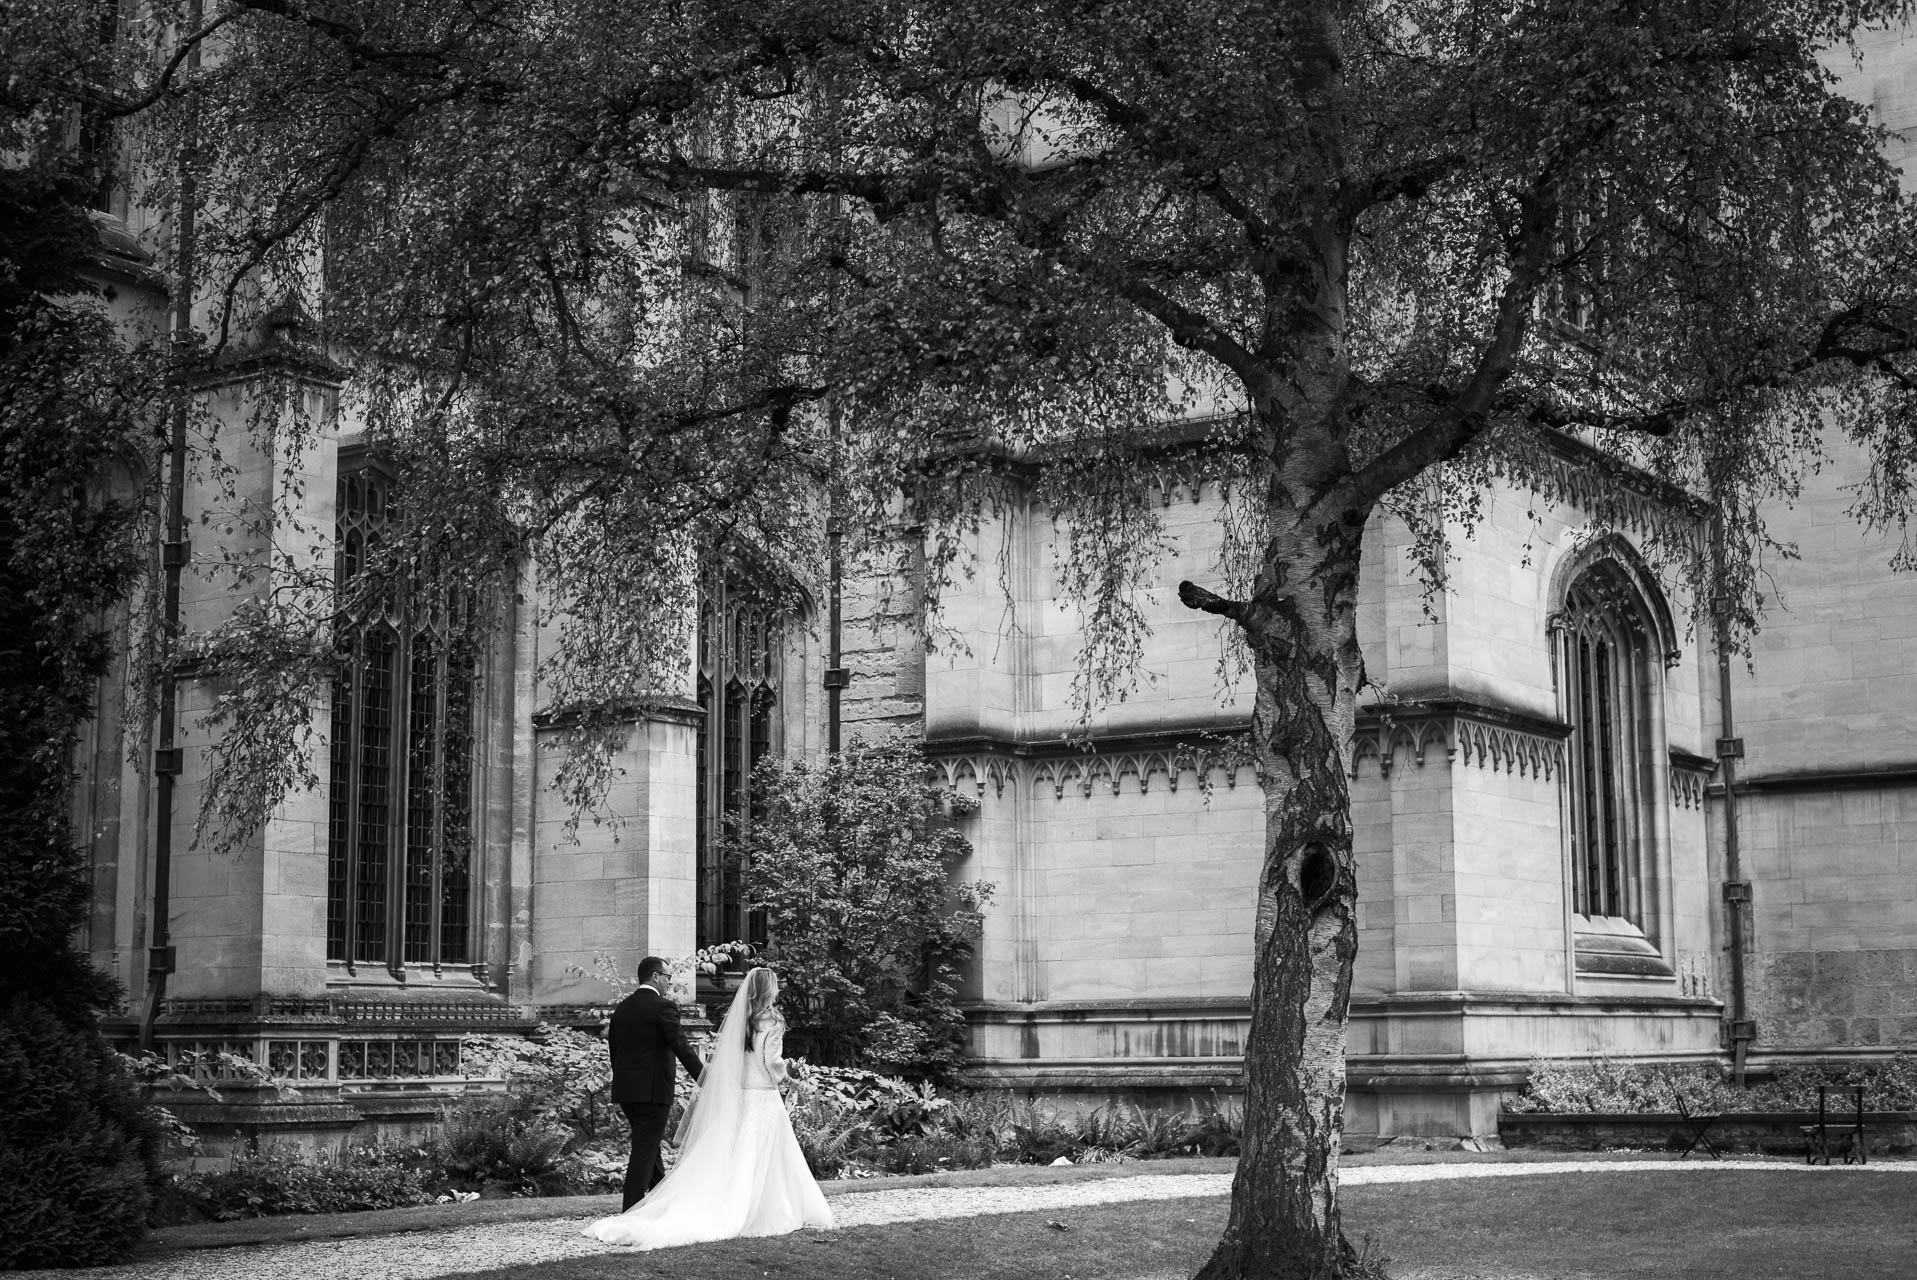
[737,740,992,1081]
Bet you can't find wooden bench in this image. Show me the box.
[1801,1085,1868,1165]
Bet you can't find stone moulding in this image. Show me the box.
[151,994,528,1028]
[1351,699,1569,782]
[1669,748,1717,809]
[929,726,1257,801]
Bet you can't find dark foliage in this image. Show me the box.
[738,741,992,1081]
[0,144,162,1269]
[429,1093,575,1196]
[0,999,161,1267]
[170,1147,434,1221]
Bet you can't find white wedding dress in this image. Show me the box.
[584,983,833,1249]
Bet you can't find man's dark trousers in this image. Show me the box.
[606,985,703,1211]
[618,1101,672,1207]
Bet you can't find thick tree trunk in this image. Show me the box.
[1187,457,1368,1280]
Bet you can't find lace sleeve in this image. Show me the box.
[759,1022,789,1083]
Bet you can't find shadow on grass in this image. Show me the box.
[444,1170,1916,1280]
[1347,1168,1917,1280]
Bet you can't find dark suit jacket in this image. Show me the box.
[607,986,703,1104]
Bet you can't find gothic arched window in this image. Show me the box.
[326,461,477,973]
[1559,560,1651,923]
[1552,544,1677,978]
[695,576,779,949]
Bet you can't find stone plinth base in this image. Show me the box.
[962,991,1728,1138]
[1346,990,1725,1136]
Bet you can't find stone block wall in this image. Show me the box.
[923,485,1251,747]
[1018,765,1261,1003]
[528,717,696,1006]
[162,374,341,1002]
[1704,427,1917,1057]
[1747,949,1917,1050]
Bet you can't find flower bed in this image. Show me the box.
[1502,1054,1917,1116]
[153,1062,1245,1220]
[1497,1055,1917,1156]
[784,1068,1243,1178]
[1500,1110,1917,1155]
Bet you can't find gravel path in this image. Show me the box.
[24,1160,1917,1280]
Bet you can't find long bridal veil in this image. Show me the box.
[584,971,831,1249]
[671,975,752,1151]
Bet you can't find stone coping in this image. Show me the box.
[963,990,1725,1017]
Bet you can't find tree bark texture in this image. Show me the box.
[1191,441,1368,1280]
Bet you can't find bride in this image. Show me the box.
[585,967,833,1249]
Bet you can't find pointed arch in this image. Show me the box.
[1547,533,1680,668]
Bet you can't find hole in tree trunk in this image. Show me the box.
[1299,843,1337,909]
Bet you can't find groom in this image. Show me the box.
[607,956,705,1210]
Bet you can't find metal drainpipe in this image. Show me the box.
[1711,514,1754,1086]
[824,401,846,755]
[139,7,200,1052]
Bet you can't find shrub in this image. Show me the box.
[787,1090,866,1180]
[172,1146,433,1220]
[1504,1055,1917,1116]
[871,1131,996,1174]
[0,997,162,1268]
[1185,1094,1245,1157]
[1756,1056,1917,1111]
[1132,1105,1199,1158]
[461,1024,620,1144]
[432,1093,574,1195]
[1004,1099,1080,1165]
[943,1090,1016,1149]
[0,157,167,1268]
[1073,1103,1142,1158]
[554,1140,629,1194]
[736,741,994,1080]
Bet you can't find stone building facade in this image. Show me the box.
[69,25,1917,1144]
[911,444,1725,1137]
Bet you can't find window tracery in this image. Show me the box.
[695,576,779,950]
[1551,549,1668,936]
[326,461,476,973]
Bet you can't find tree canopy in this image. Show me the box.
[89,1,1917,1275]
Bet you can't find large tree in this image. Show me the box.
[100,1,1917,1275]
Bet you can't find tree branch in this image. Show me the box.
[1336,187,1559,511]
[1335,151,1469,224]
[1177,580,1250,622]
[99,13,236,119]
[643,156,1266,384]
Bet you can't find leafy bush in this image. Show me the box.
[1184,1094,1245,1157]
[1755,1057,1917,1111]
[118,1046,297,1164]
[1132,1105,1199,1158]
[554,1139,630,1194]
[432,1093,575,1195]
[1004,1099,1081,1165]
[736,740,994,1080]
[461,1024,621,1144]
[0,999,163,1267]
[172,1146,433,1220]
[0,160,168,1268]
[871,1131,996,1174]
[787,1090,865,1181]
[1505,1054,1917,1115]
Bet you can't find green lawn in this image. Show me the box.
[1346,1169,1917,1279]
[442,1170,1916,1280]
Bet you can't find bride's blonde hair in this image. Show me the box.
[743,967,780,1047]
